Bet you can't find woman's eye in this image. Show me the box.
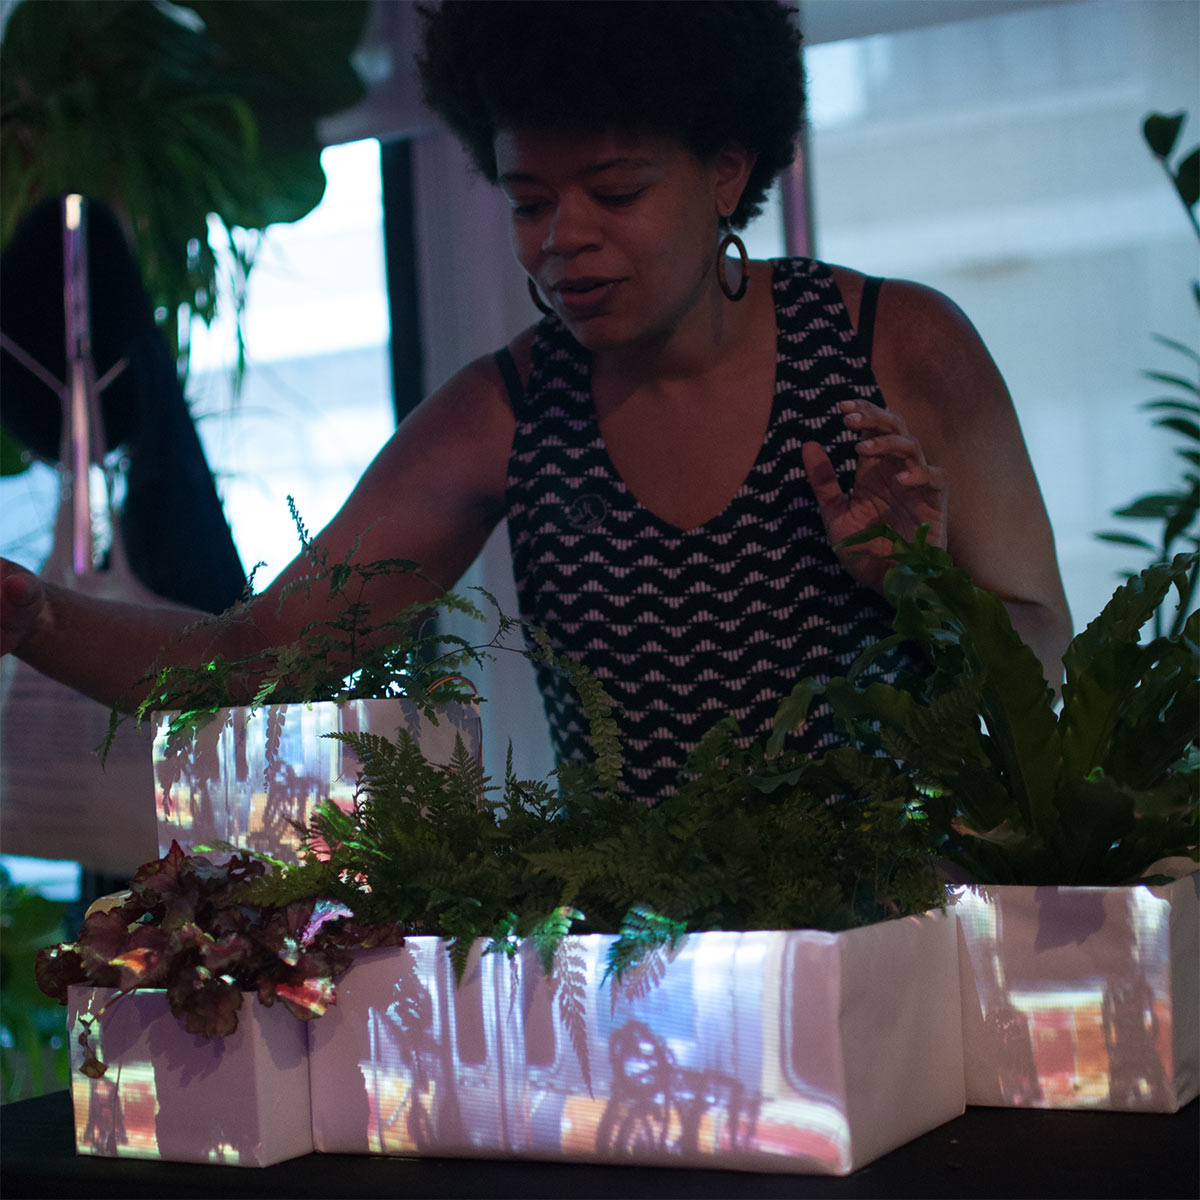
[510,200,547,218]
[597,190,645,207]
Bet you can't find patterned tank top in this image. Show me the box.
[504,257,912,805]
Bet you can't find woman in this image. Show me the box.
[0,2,1071,805]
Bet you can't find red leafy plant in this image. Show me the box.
[34,840,400,1078]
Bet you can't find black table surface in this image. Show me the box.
[2,1089,1196,1199]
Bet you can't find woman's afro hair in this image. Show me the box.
[416,1,804,228]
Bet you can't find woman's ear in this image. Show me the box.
[712,144,759,218]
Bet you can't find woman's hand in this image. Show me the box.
[1,559,45,657]
[801,399,947,594]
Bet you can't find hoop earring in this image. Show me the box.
[717,231,749,302]
[527,277,555,317]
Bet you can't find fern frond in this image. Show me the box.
[605,905,687,982]
[527,906,585,978]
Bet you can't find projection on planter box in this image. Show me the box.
[308,919,964,1175]
[68,988,313,1167]
[955,878,1197,1111]
[151,699,481,861]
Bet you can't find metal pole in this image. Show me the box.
[61,193,112,577]
[780,127,815,259]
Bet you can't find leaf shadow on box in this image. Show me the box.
[71,989,309,1165]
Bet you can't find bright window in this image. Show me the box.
[187,138,394,579]
[803,0,1198,629]
[0,139,395,587]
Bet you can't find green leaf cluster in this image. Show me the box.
[101,498,508,758]
[1096,112,1199,635]
[1,0,369,372]
[1,869,71,1100]
[814,526,1198,886]
[247,704,943,989]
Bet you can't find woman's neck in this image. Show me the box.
[594,260,773,394]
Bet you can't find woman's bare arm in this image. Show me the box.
[827,267,1073,688]
[1,352,516,709]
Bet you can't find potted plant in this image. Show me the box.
[107,500,491,863]
[0,0,370,377]
[0,0,371,883]
[34,840,401,1166]
[219,673,960,1175]
[783,522,1198,1112]
[41,509,963,1173]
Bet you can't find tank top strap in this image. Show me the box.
[492,345,524,412]
[856,274,884,364]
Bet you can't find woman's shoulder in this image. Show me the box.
[424,322,541,418]
[827,265,977,350]
[501,324,538,392]
[825,265,999,412]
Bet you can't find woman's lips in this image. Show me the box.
[552,277,622,315]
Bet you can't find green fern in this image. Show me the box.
[605,906,687,982]
[819,527,1198,885]
[527,906,585,978]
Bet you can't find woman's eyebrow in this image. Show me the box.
[583,156,657,174]
[497,156,657,186]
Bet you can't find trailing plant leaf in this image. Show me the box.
[549,937,593,1097]
[526,626,622,791]
[527,906,585,980]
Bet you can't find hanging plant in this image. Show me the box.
[0,0,369,376]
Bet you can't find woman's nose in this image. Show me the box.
[541,198,600,255]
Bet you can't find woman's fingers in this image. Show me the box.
[842,400,943,487]
[800,440,846,510]
[838,397,903,432]
[854,431,925,464]
[893,463,946,490]
[0,562,43,656]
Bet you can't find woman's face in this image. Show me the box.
[494,128,749,354]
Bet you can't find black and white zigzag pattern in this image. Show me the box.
[506,257,916,805]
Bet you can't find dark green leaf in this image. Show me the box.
[1176,147,1200,208]
[1096,532,1156,549]
[1113,494,1185,519]
[1162,483,1199,546]
[1061,555,1198,782]
[1143,370,1199,395]
[1144,112,1186,159]
[1154,416,1200,442]
[1150,334,1200,365]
